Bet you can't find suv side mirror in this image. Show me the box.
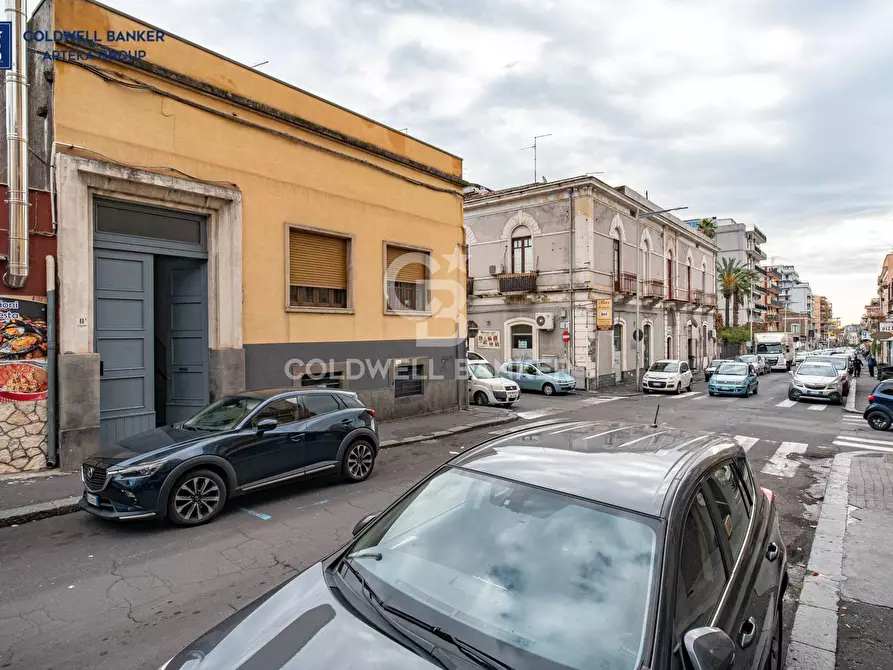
[255,418,278,434]
[683,627,735,670]
[352,513,377,536]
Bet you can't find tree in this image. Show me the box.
[697,218,718,239]
[716,257,744,327]
[732,268,756,328]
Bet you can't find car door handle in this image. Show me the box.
[290,434,303,443]
[766,542,780,562]
[341,418,353,426]
[739,617,758,649]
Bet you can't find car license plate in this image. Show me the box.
[86,493,99,507]
[807,390,820,395]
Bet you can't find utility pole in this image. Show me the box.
[521,134,552,183]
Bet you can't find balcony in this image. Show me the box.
[691,289,704,305]
[666,287,692,304]
[702,293,717,307]
[613,272,637,295]
[642,279,665,298]
[496,272,537,294]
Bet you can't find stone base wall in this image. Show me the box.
[0,400,48,473]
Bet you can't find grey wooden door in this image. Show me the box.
[95,249,155,447]
[163,259,209,424]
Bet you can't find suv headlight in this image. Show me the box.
[110,460,167,478]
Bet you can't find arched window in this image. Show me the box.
[687,262,693,299]
[640,239,651,282]
[701,262,708,294]
[667,251,675,299]
[511,225,533,273]
[666,335,673,359]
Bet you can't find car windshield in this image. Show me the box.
[797,364,836,378]
[182,395,263,430]
[717,363,748,376]
[756,343,783,354]
[347,467,659,670]
[808,357,847,370]
[739,356,756,362]
[536,363,556,374]
[649,362,679,372]
[708,360,730,368]
[469,362,498,379]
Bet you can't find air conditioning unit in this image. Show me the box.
[535,313,554,330]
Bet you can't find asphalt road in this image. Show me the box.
[0,371,874,670]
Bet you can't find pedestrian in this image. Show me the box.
[853,355,862,377]
[867,353,876,377]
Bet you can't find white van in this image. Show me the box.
[467,359,520,407]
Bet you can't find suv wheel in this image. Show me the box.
[167,469,227,526]
[867,411,892,431]
[473,391,489,406]
[342,440,376,482]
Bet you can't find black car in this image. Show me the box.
[159,423,787,670]
[80,388,378,526]
[864,380,893,430]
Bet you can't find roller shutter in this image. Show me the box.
[289,229,348,289]
[386,245,428,283]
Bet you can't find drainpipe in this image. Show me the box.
[568,187,575,374]
[4,0,30,288]
[46,256,57,467]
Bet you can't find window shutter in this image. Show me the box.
[289,230,347,289]
[386,246,427,283]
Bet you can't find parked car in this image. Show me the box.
[803,355,851,395]
[642,359,693,394]
[498,360,576,395]
[80,388,379,526]
[737,354,769,375]
[708,362,760,397]
[466,351,487,362]
[467,359,519,407]
[704,358,733,382]
[864,380,893,430]
[788,361,844,405]
[794,350,809,364]
[158,423,787,670]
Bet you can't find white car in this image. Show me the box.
[467,359,520,407]
[642,359,694,394]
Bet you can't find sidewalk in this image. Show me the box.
[0,405,516,528]
[845,374,875,414]
[785,452,893,670]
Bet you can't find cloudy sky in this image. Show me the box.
[98,0,893,325]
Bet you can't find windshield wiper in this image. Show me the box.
[348,550,383,561]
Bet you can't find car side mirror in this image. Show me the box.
[683,627,735,670]
[255,418,278,434]
[353,513,377,536]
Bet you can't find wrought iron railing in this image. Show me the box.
[613,272,637,294]
[643,279,664,298]
[496,272,537,293]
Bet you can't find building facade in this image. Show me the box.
[715,220,767,327]
[761,266,783,331]
[1,0,467,472]
[465,177,718,388]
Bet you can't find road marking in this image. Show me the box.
[488,418,564,435]
[807,404,827,411]
[761,441,808,478]
[776,399,797,408]
[691,394,709,401]
[846,378,857,412]
[832,434,893,446]
[831,441,893,454]
[733,435,759,452]
[579,396,622,406]
[668,392,703,400]
[516,408,563,420]
[241,508,271,520]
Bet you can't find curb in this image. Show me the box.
[844,377,860,414]
[0,411,521,527]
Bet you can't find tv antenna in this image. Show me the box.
[522,134,552,183]
[251,60,269,68]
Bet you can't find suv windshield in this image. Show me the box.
[182,395,263,431]
[756,343,783,354]
[347,467,658,670]
[649,362,679,372]
[469,362,498,379]
[797,364,836,378]
[717,363,747,376]
[808,356,847,370]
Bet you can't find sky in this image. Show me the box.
[92,0,893,325]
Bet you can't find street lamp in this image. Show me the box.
[635,206,688,392]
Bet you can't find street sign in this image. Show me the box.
[562,330,571,343]
[596,299,612,331]
[873,331,893,341]
[559,320,568,330]
[633,328,644,341]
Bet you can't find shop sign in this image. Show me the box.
[0,296,48,401]
[596,299,613,331]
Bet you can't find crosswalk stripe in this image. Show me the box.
[761,441,808,478]
[776,399,797,408]
[833,434,893,446]
[842,417,863,422]
[516,408,560,420]
[832,441,893,454]
[579,396,622,406]
[807,405,827,412]
[692,394,709,400]
[733,435,760,452]
[666,391,703,400]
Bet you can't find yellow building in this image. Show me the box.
[21,0,466,467]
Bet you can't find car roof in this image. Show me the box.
[239,387,357,399]
[652,359,683,364]
[450,421,740,517]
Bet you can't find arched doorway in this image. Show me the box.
[666,335,673,360]
[613,323,623,382]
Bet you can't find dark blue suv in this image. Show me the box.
[864,380,893,431]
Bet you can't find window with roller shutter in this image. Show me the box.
[288,227,350,309]
[385,244,430,312]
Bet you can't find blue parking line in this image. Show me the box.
[241,508,271,520]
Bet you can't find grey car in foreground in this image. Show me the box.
[160,423,787,670]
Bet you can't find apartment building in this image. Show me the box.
[761,266,783,331]
[715,220,767,326]
[465,176,719,388]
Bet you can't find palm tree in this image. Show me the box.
[716,257,743,327]
[697,218,717,239]
[732,268,756,327]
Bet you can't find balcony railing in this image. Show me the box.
[702,293,717,307]
[642,279,665,298]
[691,289,704,305]
[496,272,537,293]
[667,287,691,303]
[613,272,637,295]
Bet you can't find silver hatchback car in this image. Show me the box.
[789,361,844,404]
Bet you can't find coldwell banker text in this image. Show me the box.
[24,29,165,63]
